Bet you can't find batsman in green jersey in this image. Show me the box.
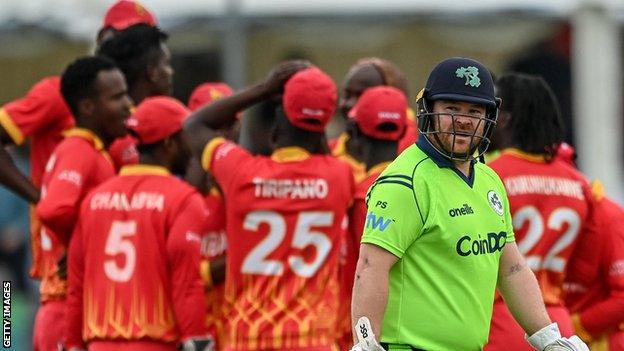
[350,58,588,351]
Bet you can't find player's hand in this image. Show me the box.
[527,323,589,351]
[350,317,385,351]
[262,60,311,97]
[180,336,215,351]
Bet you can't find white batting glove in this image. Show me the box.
[350,317,385,351]
[526,323,589,351]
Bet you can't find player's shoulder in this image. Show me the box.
[475,162,505,186]
[386,143,433,177]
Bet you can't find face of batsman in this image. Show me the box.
[92,69,133,142]
[430,100,487,158]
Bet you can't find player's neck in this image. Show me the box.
[363,143,397,171]
[453,160,472,177]
[75,120,113,148]
[138,154,171,170]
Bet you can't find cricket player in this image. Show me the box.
[351,57,588,351]
[564,186,624,351]
[65,96,212,351]
[185,62,354,350]
[336,86,408,350]
[34,56,132,350]
[331,58,416,183]
[485,73,599,350]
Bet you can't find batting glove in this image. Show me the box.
[350,317,385,351]
[526,323,589,351]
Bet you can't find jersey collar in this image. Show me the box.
[63,128,113,165]
[271,147,311,163]
[501,148,547,163]
[119,164,171,176]
[416,136,476,187]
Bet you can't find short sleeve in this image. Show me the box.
[0,77,72,145]
[501,185,516,243]
[360,177,423,259]
[201,138,252,193]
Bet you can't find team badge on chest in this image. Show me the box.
[487,190,504,216]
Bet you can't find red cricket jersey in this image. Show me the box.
[65,165,209,348]
[35,128,116,302]
[564,196,624,341]
[201,188,227,343]
[397,107,418,153]
[108,135,140,171]
[489,149,595,305]
[329,132,366,183]
[337,162,390,349]
[202,138,354,350]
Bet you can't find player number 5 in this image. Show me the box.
[242,211,333,277]
[104,220,137,282]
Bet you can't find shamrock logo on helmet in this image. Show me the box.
[455,66,481,88]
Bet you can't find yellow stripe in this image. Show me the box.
[271,146,311,162]
[200,260,213,288]
[572,313,593,342]
[119,164,171,176]
[502,148,547,163]
[0,108,25,145]
[209,186,222,198]
[591,179,605,201]
[63,128,105,151]
[201,137,226,171]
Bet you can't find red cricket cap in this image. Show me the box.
[126,96,189,144]
[103,0,157,31]
[283,67,337,133]
[348,86,407,141]
[188,82,234,111]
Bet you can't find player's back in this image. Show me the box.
[77,167,201,342]
[489,150,593,304]
[221,150,353,350]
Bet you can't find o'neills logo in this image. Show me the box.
[253,177,328,199]
[449,204,474,217]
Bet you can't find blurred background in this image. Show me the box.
[0,0,623,349]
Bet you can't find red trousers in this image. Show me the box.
[33,299,66,351]
[485,300,575,351]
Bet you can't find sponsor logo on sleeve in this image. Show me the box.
[487,190,504,216]
[365,212,394,232]
[57,170,83,187]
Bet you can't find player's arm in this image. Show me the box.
[573,213,624,340]
[0,142,39,203]
[352,176,423,341]
[167,193,211,342]
[36,153,90,244]
[65,209,87,350]
[351,243,398,338]
[183,60,310,159]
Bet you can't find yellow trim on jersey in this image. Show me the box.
[63,127,113,165]
[271,147,311,162]
[201,137,226,172]
[209,186,222,198]
[119,164,171,176]
[572,314,593,343]
[331,132,349,157]
[200,259,213,288]
[591,179,605,201]
[501,148,547,163]
[367,161,392,178]
[0,108,25,145]
[406,107,416,121]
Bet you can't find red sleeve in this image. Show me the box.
[0,77,72,145]
[579,201,624,336]
[167,193,209,341]
[65,205,86,349]
[201,138,251,194]
[36,149,92,244]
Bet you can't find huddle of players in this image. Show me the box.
[0,1,622,351]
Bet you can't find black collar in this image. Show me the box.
[416,137,476,187]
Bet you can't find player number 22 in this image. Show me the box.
[242,210,333,278]
[514,206,581,273]
[103,220,137,282]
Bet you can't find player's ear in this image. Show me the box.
[78,98,96,118]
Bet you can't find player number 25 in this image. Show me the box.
[514,206,581,273]
[242,210,333,278]
[103,220,137,282]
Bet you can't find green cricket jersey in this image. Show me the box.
[361,138,515,351]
